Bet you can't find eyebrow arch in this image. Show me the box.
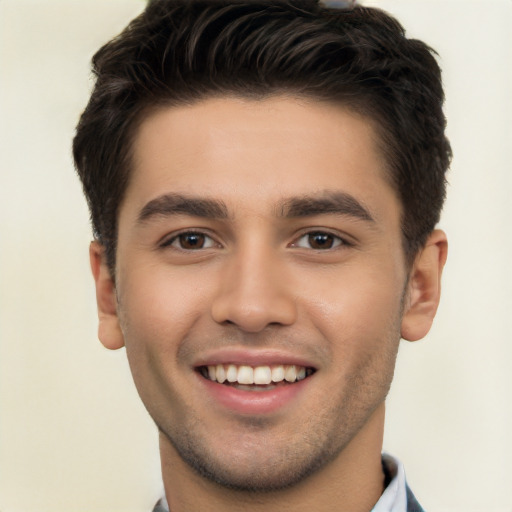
[137,193,229,223]
[280,191,375,222]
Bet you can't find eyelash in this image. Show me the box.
[160,231,218,251]
[291,231,349,251]
[160,229,351,251]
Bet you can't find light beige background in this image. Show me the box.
[1,1,511,511]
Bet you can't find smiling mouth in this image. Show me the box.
[198,364,315,390]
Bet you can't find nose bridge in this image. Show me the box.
[210,236,297,332]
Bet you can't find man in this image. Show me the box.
[73,1,450,510]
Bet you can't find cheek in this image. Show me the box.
[300,262,405,350]
[118,263,214,347]
[303,266,404,407]
[115,265,212,414]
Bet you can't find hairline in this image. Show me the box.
[104,90,414,279]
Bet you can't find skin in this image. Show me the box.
[90,96,447,512]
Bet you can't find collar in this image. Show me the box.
[371,453,408,512]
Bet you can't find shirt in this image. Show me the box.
[152,454,424,512]
[372,453,424,512]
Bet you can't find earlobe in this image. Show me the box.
[401,229,448,342]
[89,241,125,350]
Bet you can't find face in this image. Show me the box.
[103,97,417,491]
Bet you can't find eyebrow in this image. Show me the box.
[279,191,375,223]
[137,193,229,223]
[137,190,375,225]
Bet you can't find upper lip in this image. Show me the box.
[193,348,318,370]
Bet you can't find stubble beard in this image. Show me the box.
[155,334,400,494]
[159,405,354,493]
[146,284,408,494]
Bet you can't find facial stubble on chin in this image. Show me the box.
[158,409,350,493]
[155,330,401,495]
[128,265,409,493]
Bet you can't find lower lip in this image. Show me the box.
[197,373,311,415]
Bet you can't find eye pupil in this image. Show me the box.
[180,233,205,249]
[309,232,334,249]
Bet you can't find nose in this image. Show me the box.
[210,245,298,333]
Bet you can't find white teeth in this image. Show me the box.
[284,365,297,382]
[237,366,254,385]
[204,363,311,385]
[226,364,238,382]
[253,366,272,385]
[271,365,285,382]
[216,364,226,383]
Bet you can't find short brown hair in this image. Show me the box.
[73,0,451,275]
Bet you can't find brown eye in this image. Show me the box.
[179,233,205,249]
[308,232,335,249]
[294,231,343,250]
[166,232,216,250]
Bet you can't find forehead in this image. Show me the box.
[125,96,399,219]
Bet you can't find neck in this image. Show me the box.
[160,403,386,512]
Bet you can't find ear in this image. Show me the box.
[89,241,125,350]
[401,229,448,342]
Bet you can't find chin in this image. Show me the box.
[170,436,337,492]
[158,414,350,493]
